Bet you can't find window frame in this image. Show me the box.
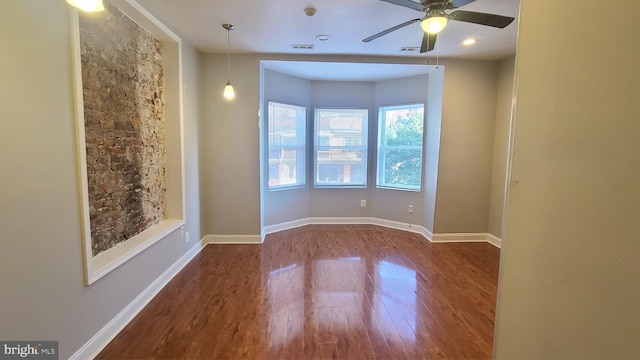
[267,101,307,191]
[313,108,369,188]
[376,103,425,192]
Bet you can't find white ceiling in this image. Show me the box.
[263,61,436,82]
[135,0,520,60]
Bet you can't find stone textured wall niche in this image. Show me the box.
[80,3,167,256]
[72,0,185,285]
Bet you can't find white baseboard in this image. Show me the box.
[261,218,500,248]
[370,217,427,236]
[421,226,434,242]
[432,233,488,243]
[70,240,205,360]
[486,233,502,248]
[262,218,310,239]
[308,216,372,225]
[261,217,429,241]
[432,232,502,248]
[204,234,263,244]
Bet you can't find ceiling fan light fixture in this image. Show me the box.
[421,15,448,34]
[67,0,104,12]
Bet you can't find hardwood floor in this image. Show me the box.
[98,225,501,359]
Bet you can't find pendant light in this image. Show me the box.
[67,0,105,12]
[222,24,235,100]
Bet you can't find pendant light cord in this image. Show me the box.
[226,28,231,80]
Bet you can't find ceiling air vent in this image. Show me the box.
[400,47,420,52]
[291,44,315,50]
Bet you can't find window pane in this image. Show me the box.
[316,149,366,185]
[377,104,424,191]
[384,107,423,147]
[268,102,306,189]
[314,109,368,187]
[380,148,422,189]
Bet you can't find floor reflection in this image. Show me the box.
[267,263,303,349]
[373,260,418,350]
[266,253,419,354]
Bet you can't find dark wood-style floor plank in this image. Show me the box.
[98,224,500,359]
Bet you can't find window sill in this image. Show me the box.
[314,184,368,189]
[269,184,306,192]
[376,185,421,193]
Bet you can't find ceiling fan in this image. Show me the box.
[363,0,515,53]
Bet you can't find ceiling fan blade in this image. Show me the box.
[363,18,421,42]
[450,0,477,8]
[380,0,425,12]
[420,32,438,53]
[450,10,515,28]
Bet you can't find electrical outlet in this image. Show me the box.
[361,200,366,207]
[180,225,185,236]
[408,205,414,213]
[185,232,190,243]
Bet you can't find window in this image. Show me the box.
[314,108,368,187]
[268,102,306,189]
[377,103,424,191]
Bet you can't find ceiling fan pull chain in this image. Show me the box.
[436,31,441,69]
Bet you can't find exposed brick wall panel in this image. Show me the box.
[80,3,167,256]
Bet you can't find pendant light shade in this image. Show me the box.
[223,81,235,100]
[222,24,235,100]
[67,0,105,12]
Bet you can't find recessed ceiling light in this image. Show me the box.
[463,38,477,46]
[315,34,331,42]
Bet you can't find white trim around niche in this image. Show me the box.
[70,0,185,286]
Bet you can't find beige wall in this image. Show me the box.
[434,60,499,233]
[0,1,201,358]
[494,0,640,357]
[488,56,516,238]
[200,54,262,235]
[202,54,501,235]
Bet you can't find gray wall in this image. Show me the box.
[309,81,375,218]
[262,70,312,225]
[488,56,516,238]
[260,71,434,226]
[0,1,201,358]
[372,75,429,224]
[434,60,499,233]
[494,0,640,357]
[423,69,445,233]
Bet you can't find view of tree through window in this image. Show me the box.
[314,108,368,187]
[268,102,306,189]
[377,103,424,191]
